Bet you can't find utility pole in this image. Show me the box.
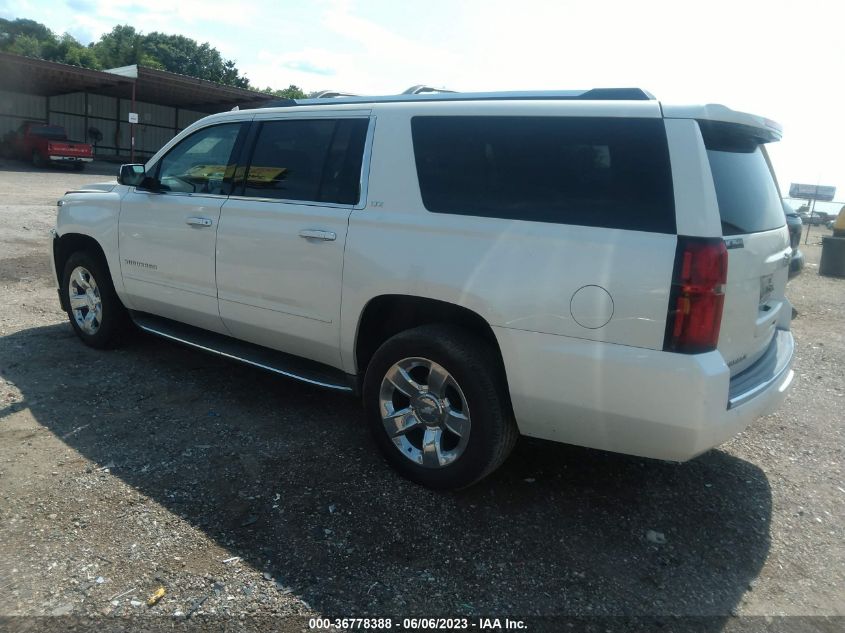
[804,197,816,245]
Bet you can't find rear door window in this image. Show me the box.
[239,118,368,205]
[701,123,785,236]
[411,116,676,233]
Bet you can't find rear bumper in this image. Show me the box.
[728,329,793,409]
[494,326,794,462]
[48,156,93,162]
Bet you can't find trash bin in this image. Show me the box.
[819,236,845,278]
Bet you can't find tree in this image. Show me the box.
[261,85,307,99]
[90,25,156,69]
[1,17,303,93]
[141,32,249,87]
[0,17,54,46]
[45,33,100,69]
[0,18,100,68]
[4,33,45,57]
[1,18,55,58]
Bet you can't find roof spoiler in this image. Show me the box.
[662,104,783,142]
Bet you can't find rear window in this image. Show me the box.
[28,125,67,140]
[411,116,676,233]
[702,123,785,236]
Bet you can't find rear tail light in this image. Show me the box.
[663,237,728,354]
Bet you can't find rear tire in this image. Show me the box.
[363,324,518,489]
[31,150,45,168]
[61,251,129,349]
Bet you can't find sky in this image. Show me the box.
[2,0,844,209]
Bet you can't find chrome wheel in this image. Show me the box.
[378,357,471,468]
[68,266,102,335]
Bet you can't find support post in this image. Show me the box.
[83,91,89,148]
[805,198,817,245]
[130,81,136,163]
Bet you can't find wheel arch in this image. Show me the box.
[354,294,508,385]
[53,233,113,310]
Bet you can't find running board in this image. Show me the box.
[130,311,355,393]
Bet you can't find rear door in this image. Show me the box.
[216,114,371,368]
[702,122,791,375]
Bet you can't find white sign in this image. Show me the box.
[789,183,836,202]
[128,112,139,124]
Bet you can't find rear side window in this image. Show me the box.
[241,118,368,205]
[701,123,784,236]
[411,116,676,233]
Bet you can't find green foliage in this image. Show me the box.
[0,18,53,45]
[6,33,44,58]
[50,33,101,69]
[91,25,153,69]
[0,17,299,93]
[1,18,100,68]
[141,32,249,87]
[260,85,308,99]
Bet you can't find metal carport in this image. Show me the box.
[0,52,273,161]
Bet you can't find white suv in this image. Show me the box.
[50,88,795,488]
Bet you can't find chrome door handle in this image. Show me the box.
[186,217,213,227]
[298,229,336,241]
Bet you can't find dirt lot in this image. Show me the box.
[0,160,843,631]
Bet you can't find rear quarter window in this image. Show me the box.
[410,116,676,233]
[701,122,785,236]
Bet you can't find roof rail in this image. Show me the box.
[402,85,457,95]
[311,89,362,98]
[261,87,655,108]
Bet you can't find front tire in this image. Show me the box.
[363,325,518,489]
[61,251,129,349]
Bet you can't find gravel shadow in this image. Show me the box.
[0,322,773,623]
[0,158,119,177]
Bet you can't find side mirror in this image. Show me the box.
[118,164,146,186]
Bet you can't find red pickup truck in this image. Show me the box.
[7,122,94,170]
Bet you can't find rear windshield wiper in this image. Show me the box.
[721,220,746,235]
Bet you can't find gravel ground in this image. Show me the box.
[0,160,843,631]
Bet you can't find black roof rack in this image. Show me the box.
[259,87,654,109]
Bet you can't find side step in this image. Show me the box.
[130,311,355,393]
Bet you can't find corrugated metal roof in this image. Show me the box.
[0,52,274,113]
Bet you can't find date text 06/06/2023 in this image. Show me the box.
[307,617,527,630]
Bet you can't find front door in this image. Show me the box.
[118,122,246,333]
